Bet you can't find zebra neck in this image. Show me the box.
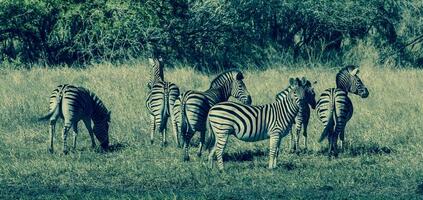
[274,96,299,122]
[204,87,229,105]
[91,95,109,122]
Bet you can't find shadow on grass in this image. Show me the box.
[316,142,394,157]
[223,149,267,162]
[106,143,127,152]
[416,182,423,195]
[92,143,127,153]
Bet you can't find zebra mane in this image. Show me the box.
[78,87,111,122]
[209,69,242,89]
[275,85,293,102]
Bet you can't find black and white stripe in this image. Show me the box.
[174,69,252,161]
[39,84,111,154]
[207,77,315,170]
[146,80,180,147]
[276,80,317,153]
[147,57,164,89]
[316,65,369,157]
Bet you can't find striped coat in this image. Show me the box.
[276,80,317,153]
[145,57,181,147]
[208,77,315,170]
[40,84,111,154]
[174,69,252,161]
[316,65,369,157]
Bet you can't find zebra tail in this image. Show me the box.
[318,105,335,143]
[180,99,189,138]
[162,89,170,119]
[38,89,64,121]
[205,117,216,150]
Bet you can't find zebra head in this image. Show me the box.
[93,111,111,150]
[336,65,369,98]
[231,72,252,105]
[210,70,252,105]
[289,77,308,108]
[147,57,164,89]
[300,77,317,109]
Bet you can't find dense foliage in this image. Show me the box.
[0,0,422,69]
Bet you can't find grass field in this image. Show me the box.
[0,62,422,199]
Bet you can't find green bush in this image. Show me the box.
[0,0,422,69]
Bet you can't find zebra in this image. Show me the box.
[207,77,316,170]
[39,84,111,154]
[173,69,252,161]
[147,57,164,89]
[316,65,369,157]
[146,81,180,147]
[276,80,317,153]
[145,57,181,147]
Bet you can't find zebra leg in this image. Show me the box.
[48,119,57,153]
[197,131,206,157]
[215,134,229,171]
[159,115,169,147]
[290,131,296,153]
[62,125,71,155]
[332,133,339,158]
[339,129,345,152]
[150,115,156,145]
[183,132,193,161]
[83,119,96,148]
[208,144,216,169]
[170,101,181,148]
[295,124,301,154]
[276,135,283,158]
[303,123,308,152]
[328,133,334,158]
[269,134,281,169]
[72,123,78,150]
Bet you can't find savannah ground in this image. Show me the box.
[0,61,422,199]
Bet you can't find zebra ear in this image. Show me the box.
[289,77,299,86]
[148,58,154,65]
[350,68,360,76]
[236,72,244,80]
[301,77,307,86]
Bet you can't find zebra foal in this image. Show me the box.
[208,77,316,170]
[277,80,317,153]
[173,69,252,161]
[39,84,111,154]
[145,57,181,147]
[316,65,369,157]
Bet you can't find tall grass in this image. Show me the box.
[0,62,422,199]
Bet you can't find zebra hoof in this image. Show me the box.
[150,140,154,145]
[48,148,54,154]
[197,152,202,157]
[63,150,69,155]
[183,155,190,162]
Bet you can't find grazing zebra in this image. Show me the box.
[316,65,369,157]
[147,57,164,89]
[146,80,180,147]
[276,80,317,153]
[174,69,252,161]
[208,77,315,170]
[145,57,181,147]
[39,84,111,154]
